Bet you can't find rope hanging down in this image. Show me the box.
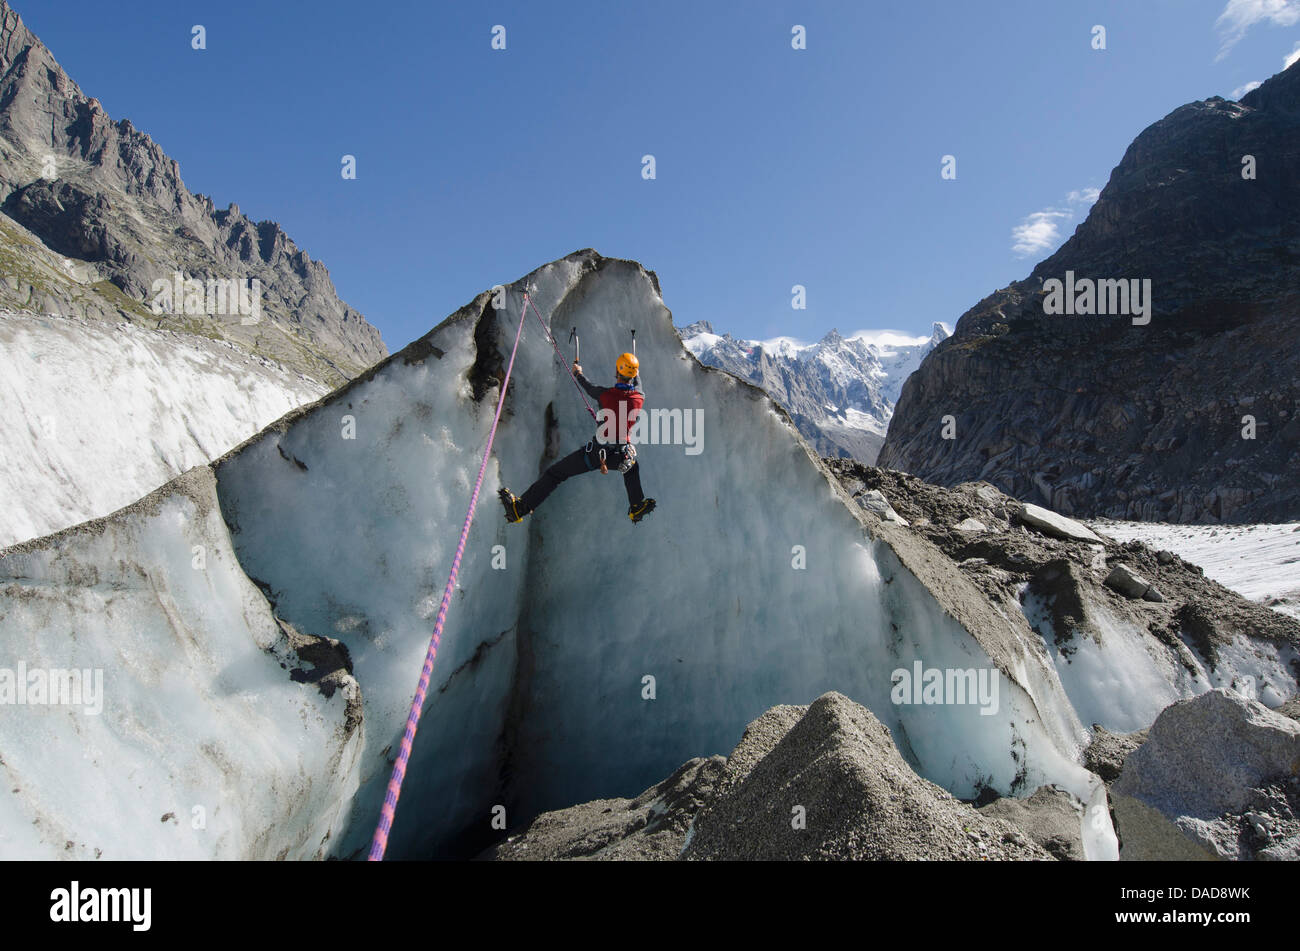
[522,291,598,421]
[367,291,529,861]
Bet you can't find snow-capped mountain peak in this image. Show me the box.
[679,320,950,462]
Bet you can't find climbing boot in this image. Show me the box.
[499,487,529,523]
[628,498,656,524]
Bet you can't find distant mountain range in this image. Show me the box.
[0,0,386,385]
[679,320,949,462]
[880,59,1300,524]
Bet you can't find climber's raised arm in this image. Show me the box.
[572,363,605,400]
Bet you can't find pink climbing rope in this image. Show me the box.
[367,291,530,861]
[522,291,599,421]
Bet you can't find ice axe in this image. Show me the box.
[630,329,645,395]
[569,327,580,363]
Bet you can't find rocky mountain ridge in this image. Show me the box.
[0,0,386,385]
[878,61,1300,523]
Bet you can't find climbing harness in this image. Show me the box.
[367,289,529,861]
[580,439,634,476]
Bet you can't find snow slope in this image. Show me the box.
[1,251,1293,861]
[0,310,328,547]
[1092,520,1300,620]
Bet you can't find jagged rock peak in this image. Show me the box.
[0,0,388,385]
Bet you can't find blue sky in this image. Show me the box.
[20,0,1300,352]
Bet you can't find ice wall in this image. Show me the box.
[212,252,1114,859]
[1023,587,1299,731]
[0,468,361,859]
[0,311,327,547]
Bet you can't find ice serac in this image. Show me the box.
[0,0,386,385]
[879,61,1300,523]
[0,468,362,859]
[211,250,1112,859]
[0,310,328,547]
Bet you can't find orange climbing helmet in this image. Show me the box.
[616,352,639,379]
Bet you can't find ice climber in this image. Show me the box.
[499,351,656,524]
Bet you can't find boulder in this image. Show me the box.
[1104,563,1164,602]
[1017,503,1103,544]
[1111,689,1300,860]
[857,488,909,526]
[977,785,1087,860]
[1084,725,1149,784]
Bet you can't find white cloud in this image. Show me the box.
[1010,188,1101,258]
[1012,211,1070,257]
[1230,41,1299,97]
[1065,187,1102,204]
[1215,0,1300,61]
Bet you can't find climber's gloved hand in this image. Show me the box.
[572,362,582,375]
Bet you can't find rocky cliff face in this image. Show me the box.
[878,62,1300,523]
[0,0,386,384]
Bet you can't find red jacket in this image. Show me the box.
[577,371,643,444]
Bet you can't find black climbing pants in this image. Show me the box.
[519,443,643,514]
